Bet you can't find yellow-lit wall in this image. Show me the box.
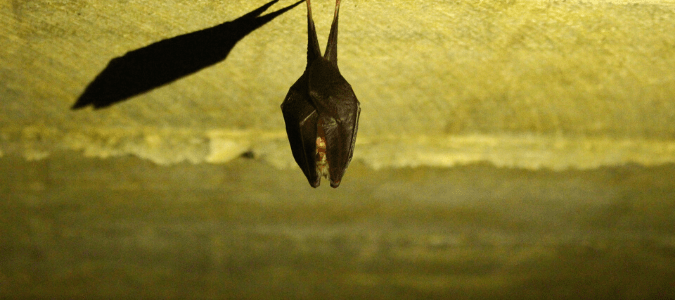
[2,0,674,169]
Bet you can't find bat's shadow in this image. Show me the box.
[72,0,303,110]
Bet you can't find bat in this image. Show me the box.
[281,0,360,188]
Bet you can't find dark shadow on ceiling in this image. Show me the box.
[72,0,303,110]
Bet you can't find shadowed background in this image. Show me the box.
[1,0,675,298]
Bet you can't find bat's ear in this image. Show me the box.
[306,0,322,65]
[324,0,341,66]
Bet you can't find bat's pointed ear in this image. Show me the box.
[324,0,341,65]
[306,0,322,65]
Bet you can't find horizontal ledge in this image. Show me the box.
[2,126,675,170]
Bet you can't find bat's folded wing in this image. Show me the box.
[308,59,360,188]
[281,73,321,187]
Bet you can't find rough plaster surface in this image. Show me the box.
[1,0,675,168]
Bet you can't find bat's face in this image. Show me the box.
[280,0,360,188]
[315,128,330,180]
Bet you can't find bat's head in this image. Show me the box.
[315,136,330,182]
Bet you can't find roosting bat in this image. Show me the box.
[281,0,360,188]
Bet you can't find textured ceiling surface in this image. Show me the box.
[1,0,674,169]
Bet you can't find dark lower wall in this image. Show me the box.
[1,153,674,299]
